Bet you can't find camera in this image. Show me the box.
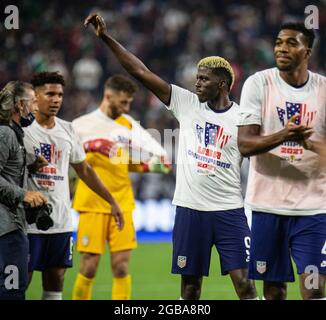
[24,203,54,231]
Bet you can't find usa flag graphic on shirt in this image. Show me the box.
[34,143,62,164]
[196,122,231,149]
[277,102,317,127]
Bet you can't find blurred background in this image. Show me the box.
[1,0,325,235]
[2,0,324,300]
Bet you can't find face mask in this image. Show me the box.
[20,112,35,127]
[20,100,36,127]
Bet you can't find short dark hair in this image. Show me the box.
[212,68,233,92]
[104,75,137,95]
[31,71,65,88]
[279,22,315,48]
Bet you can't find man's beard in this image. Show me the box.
[275,58,299,72]
[111,108,121,119]
[276,63,294,72]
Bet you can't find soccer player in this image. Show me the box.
[238,22,326,300]
[72,74,170,300]
[83,14,258,300]
[24,72,123,300]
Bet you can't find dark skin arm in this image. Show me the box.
[84,14,171,105]
[238,115,313,157]
[27,155,48,174]
[71,160,124,230]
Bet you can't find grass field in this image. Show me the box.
[26,242,302,300]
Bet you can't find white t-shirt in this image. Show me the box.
[165,84,243,211]
[238,68,326,216]
[24,118,86,234]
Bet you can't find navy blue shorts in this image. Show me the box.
[249,212,326,282]
[28,232,73,272]
[172,206,251,276]
[0,229,29,300]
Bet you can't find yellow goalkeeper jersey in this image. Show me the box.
[72,110,135,214]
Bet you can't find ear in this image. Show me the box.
[305,48,312,60]
[33,87,39,96]
[15,99,24,113]
[218,80,227,90]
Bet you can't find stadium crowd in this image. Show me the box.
[0,0,325,199]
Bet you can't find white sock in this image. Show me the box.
[42,291,63,300]
[243,296,260,300]
[310,297,326,300]
[179,297,184,300]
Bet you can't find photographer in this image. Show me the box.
[0,81,48,300]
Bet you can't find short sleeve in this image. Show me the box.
[238,74,264,126]
[164,84,198,121]
[69,125,86,164]
[313,76,326,140]
[312,106,326,140]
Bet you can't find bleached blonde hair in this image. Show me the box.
[197,56,235,90]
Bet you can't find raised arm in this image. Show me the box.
[238,115,314,157]
[84,14,171,105]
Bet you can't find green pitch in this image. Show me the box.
[26,242,301,300]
